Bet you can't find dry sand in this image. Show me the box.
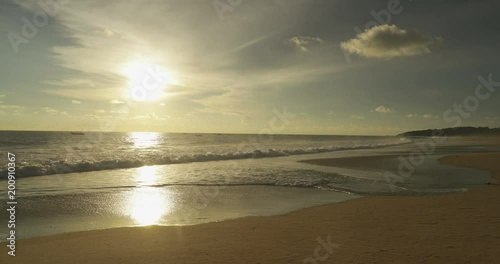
[2,145,500,263]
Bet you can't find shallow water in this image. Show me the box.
[3,186,361,239]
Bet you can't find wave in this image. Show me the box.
[2,140,412,177]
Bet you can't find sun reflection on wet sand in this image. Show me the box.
[128,187,172,226]
[127,166,172,226]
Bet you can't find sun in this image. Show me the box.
[122,59,174,102]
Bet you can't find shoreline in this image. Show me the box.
[2,151,500,263]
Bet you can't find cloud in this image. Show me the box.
[374,105,393,113]
[130,113,165,121]
[42,88,122,101]
[101,29,116,37]
[83,114,100,119]
[341,25,443,59]
[227,32,276,54]
[71,100,82,104]
[0,105,24,110]
[287,36,323,52]
[110,100,124,104]
[40,107,70,116]
[351,115,365,120]
[41,107,58,114]
[423,114,438,119]
[484,117,500,125]
[110,106,129,115]
[407,113,439,119]
[0,94,6,98]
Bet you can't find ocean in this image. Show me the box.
[0,131,494,238]
[0,131,409,178]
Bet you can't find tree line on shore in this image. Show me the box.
[398,126,500,137]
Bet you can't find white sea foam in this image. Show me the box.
[0,131,411,177]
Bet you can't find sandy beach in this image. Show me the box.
[1,141,499,263]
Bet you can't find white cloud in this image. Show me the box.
[41,107,58,114]
[42,88,122,101]
[341,25,442,59]
[130,113,165,120]
[287,36,323,52]
[39,107,70,116]
[375,105,393,113]
[111,99,124,104]
[423,114,438,119]
[71,100,82,104]
[83,114,100,119]
[0,105,24,110]
[351,115,365,119]
[407,113,439,119]
[101,29,115,37]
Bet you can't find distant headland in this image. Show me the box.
[398,126,500,137]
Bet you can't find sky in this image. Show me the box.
[0,0,499,135]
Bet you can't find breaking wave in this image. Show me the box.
[3,140,411,177]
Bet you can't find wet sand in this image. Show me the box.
[2,142,500,263]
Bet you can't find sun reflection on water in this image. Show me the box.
[130,132,159,148]
[127,166,172,226]
[137,165,159,186]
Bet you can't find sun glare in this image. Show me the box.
[126,166,173,226]
[136,165,159,186]
[128,187,172,226]
[122,59,174,102]
[130,132,160,148]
